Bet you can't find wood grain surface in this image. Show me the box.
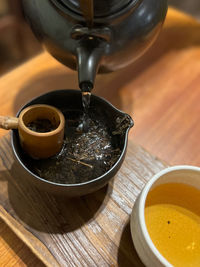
[0,7,199,267]
[0,134,167,266]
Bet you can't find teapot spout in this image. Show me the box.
[76,37,105,92]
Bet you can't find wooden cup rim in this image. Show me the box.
[18,104,65,137]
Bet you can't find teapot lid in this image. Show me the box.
[52,0,134,17]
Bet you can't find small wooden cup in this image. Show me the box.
[0,105,65,159]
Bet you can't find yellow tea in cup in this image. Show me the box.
[145,183,200,267]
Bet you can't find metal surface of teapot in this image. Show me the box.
[22,0,168,91]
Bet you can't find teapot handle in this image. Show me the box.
[0,116,19,130]
[79,0,94,27]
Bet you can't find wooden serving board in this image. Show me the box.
[0,134,167,267]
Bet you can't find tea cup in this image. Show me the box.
[130,165,200,267]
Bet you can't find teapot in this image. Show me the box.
[22,0,168,91]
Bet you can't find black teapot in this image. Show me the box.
[22,0,168,91]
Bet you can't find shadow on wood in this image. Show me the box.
[7,159,109,233]
[0,135,109,234]
[117,219,145,267]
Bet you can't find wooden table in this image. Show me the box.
[0,7,200,266]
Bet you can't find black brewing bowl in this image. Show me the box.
[11,90,133,197]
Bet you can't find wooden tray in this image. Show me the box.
[0,134,167,266]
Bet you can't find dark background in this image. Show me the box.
[0,0,199,76]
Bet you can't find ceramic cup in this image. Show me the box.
[130,165,200,267]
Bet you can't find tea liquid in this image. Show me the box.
[145,183,200,267]
[79,91,91,132]
[79,81,92,132]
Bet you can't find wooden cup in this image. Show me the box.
[0,104,65,159]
